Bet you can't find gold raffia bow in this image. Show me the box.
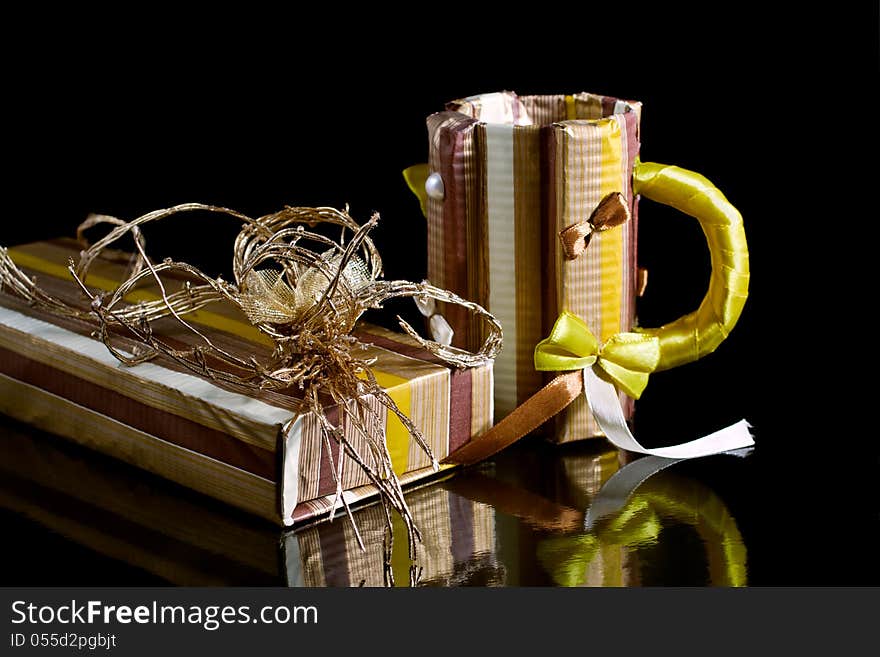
[534,311,660,400]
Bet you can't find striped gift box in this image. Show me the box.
[425,91,641,443]
[0,238,493,526]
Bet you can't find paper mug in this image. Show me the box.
[407,91,748,443]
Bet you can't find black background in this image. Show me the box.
[1,8,877,584]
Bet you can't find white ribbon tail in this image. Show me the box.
[583,368,755,460]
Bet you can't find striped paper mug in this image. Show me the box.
[409,90,749,443]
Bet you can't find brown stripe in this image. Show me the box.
[448,367,472,454]
[447,490,474,564]
[0,345,277,480]
[467,121,489,348]
[439,121,471,350]
[316,404,342,498]
[513,125,544,405]
[601,96,616,117]
[624,108,641,323]
[316,514,352,587]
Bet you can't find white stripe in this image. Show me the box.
[485,123,517,417]
[0,305,295,427]
[283,533,305,586]
[281,415,303,525]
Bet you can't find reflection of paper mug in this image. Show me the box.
[409,91,748,443]
[539,452,749,587]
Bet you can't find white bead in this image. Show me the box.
[425,172,445,201]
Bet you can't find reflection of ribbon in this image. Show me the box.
[538,453,749,586]
[446,311,753,465]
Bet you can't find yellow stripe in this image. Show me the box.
[390,509,410,587]
[8,248,274,347]
[9,246,413,469]
[564,94,576,120]
[598,120,624,340]
[370,370,412,477]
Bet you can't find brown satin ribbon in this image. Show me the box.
[444,370,584,466]
[559,191,631,260]
[637,267,649,297]
[444,472,585,532]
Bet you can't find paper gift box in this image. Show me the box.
[0,421,499,586]
[0,237,493,527]
[423,91,641,443]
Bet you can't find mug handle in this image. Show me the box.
[632,160,749,371]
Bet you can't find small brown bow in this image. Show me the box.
[559,192,631,260]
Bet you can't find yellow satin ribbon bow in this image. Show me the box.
[534,312,660,399]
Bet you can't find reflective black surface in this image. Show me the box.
[0,13,874,586]
[1,415,876,586]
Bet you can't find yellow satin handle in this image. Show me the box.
[633,160,749,371]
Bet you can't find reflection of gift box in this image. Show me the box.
[0,238,493,526]
[0,423,500,586]
[285,482,500,587]
[423,91,641,442]
[0,422,280,585]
